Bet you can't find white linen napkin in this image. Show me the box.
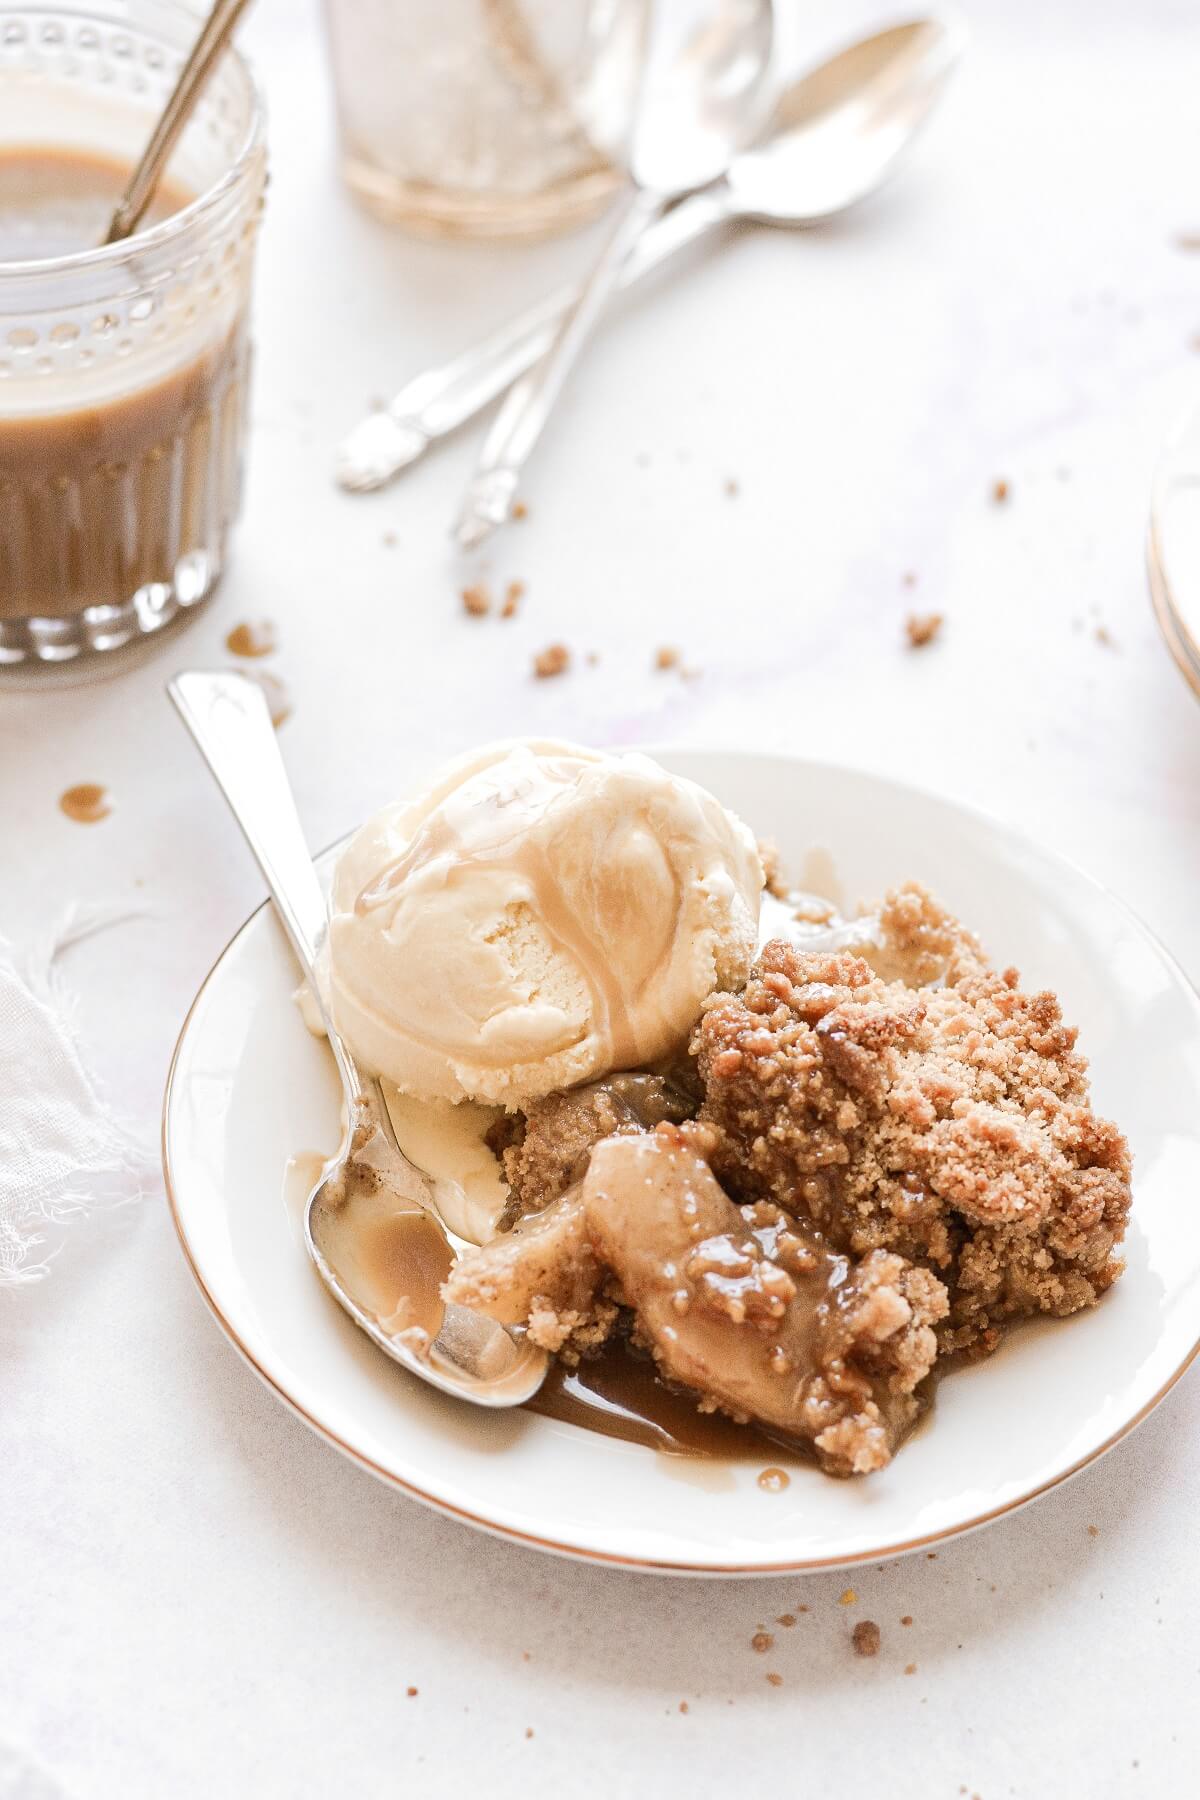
[0,906,150,1287]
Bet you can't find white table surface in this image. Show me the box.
[4,0,1200,1793]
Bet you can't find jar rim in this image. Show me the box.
[0,1,266,283]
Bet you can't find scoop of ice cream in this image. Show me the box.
[325,739,762,1106]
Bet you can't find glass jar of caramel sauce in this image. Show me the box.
[0,3,266,671]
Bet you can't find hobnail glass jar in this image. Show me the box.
[0,1,266,671]
[322,0,643,239]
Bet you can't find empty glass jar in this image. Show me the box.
[322,0,643,238]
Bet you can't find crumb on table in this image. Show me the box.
[533,644,570,679]
[853,1620,881,1657]
[513,500,529,520]
[461,584,491,618]
[991,477,1010,503]
[751,1631,774,1653]
[905,611,944,650]
[655,645,681,672]
[501,580,525,619]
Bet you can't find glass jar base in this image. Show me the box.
[0,551,223,681]
[338,151,622,241]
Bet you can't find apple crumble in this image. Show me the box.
[696,885,1132,1357]
[445,880,1132,1471]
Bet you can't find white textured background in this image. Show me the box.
[3,0,1200,1794]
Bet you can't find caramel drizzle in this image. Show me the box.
[353,772,646,1070]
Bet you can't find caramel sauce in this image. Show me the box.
[0,147,185,260]
[352,759,655,1069]
[757,1467,791,1492]
[526,1339,793,1462]
[59,782,111,823]
[0,149,249,622]
[225,619,278,658]
[355,1208,455,1339]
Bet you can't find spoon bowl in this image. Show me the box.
[727,15,966,224]
[626,0,777,194]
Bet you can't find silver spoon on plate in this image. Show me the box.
[337,15,965,496]
[168,670,547,1408]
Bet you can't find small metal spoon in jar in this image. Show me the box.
[168,670,547,1407]
[337,15,966,494]
[104,0,255,245]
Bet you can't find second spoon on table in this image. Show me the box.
[338,16,964,496]
[452,0,776,550]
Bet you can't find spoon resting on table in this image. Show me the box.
[452,0,777,550]
[338,15,965,495]
[168,670,548,1408]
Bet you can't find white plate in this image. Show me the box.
[1149,399,1200,700]
[162,752,1200,1574]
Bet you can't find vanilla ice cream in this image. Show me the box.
[324,739,762,1107]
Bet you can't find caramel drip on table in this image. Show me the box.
[225,620,278,658]
[59,783,111,824]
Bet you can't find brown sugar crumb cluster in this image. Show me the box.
[533,643,570,679]
[461,583,491,617]
[905,611,943,650]
[852,1620,881,1657]
[694,884,1132,1357]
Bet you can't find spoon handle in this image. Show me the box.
[336,185,731,493]
[104,0,255,245]
[167,670,363,1106]
[451,184,671,549]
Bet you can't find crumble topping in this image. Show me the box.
[694,885,1131,1356]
